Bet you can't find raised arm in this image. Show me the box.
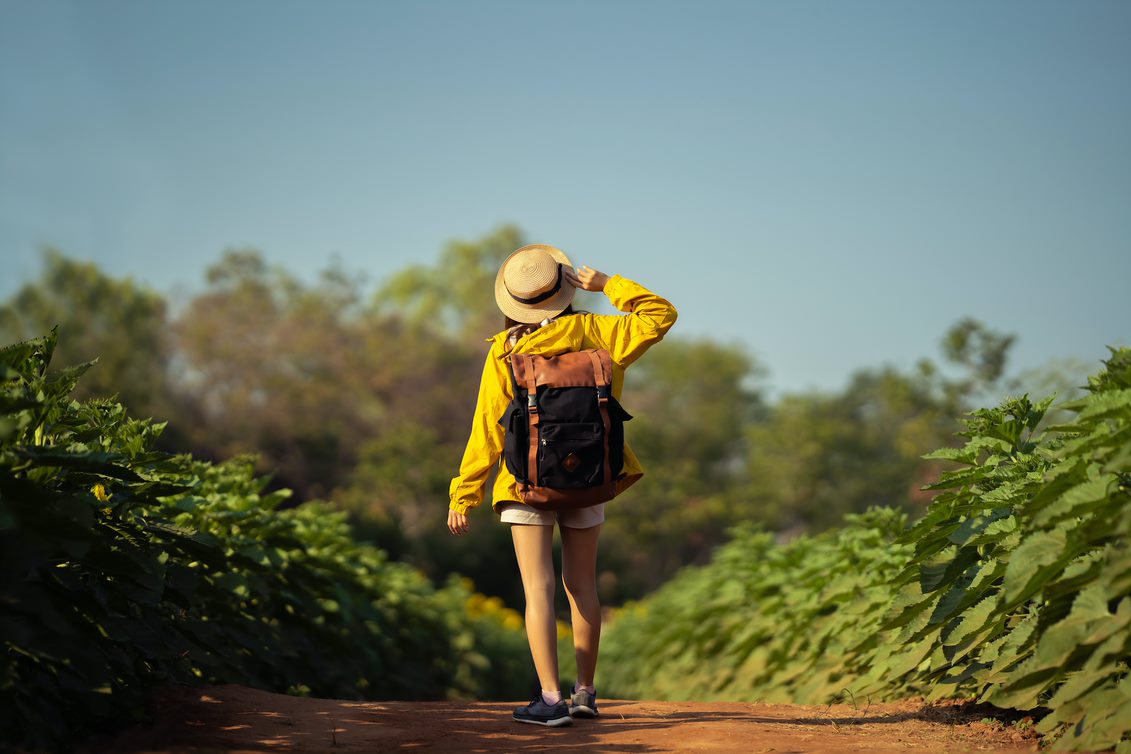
[565,266,678,366]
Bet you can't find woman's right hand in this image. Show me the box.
[565,265,610,292]
[448,509,469,536]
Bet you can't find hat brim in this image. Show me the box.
[494,244,576,324]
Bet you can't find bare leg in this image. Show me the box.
[560,522,602,688]
[510,523,559,695]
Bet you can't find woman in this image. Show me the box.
[446,243,677,727]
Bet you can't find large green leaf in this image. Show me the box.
[12,448,144,481]
[1002,528,1069,606]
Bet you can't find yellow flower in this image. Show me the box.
[92,483,111,502]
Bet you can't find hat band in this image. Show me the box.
[507,263,563,305]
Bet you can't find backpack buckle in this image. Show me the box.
[527,394,538,411]
[596,385,610,403]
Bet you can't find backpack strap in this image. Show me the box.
[585,350,613,486]
[515,353,541,487]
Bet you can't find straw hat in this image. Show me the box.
[494,244,576,324]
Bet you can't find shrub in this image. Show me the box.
[603,347,1131,752]
[0,330,530,752]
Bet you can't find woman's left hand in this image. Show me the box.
[448,509,469,536]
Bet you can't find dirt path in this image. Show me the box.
[85,683,1039,753]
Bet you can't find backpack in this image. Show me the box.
[500,347,632,509]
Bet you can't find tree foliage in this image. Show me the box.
[173,249,375,499]
[0,249,172,421]
[0,231,1049,605]
[602,338,765,595]
[374,223,523,340]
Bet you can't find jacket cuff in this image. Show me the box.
[603,274,633,310]
[449,499,476,515]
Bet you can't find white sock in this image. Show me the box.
[575,681,596,695]
[541,689,562,705]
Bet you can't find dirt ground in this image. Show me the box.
[84,683,1040,754]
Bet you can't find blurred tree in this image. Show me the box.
[173,248,381,500]
[745,364,954,533]
[743,318,1018,535]
[601,337,767,599]
[375,224,524,340]
[940,317,1015,404]
[336,226,530,598]
[0,248,174,422]
[171,231,524,596]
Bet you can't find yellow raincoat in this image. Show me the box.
[448,274,678,515]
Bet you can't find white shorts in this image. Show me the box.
[497,501,606,528]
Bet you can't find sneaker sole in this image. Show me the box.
[513,714,573,727]
[569,705,599,718]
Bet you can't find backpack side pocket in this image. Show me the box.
[500,401,529,483]
[606,397,632,479]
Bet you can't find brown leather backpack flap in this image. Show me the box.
[511,348,613,389]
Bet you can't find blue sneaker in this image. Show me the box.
[513,694,573,727]
[569,685,599,718]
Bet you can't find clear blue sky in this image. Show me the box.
[1,0,1128,393]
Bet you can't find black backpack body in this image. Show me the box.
[500,348,632,509]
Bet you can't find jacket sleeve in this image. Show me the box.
[449,345,511,514]
[591,274,679,366]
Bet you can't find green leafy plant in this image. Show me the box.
[603,346,1131,752]
[601,506,913,702]
[0,330,531,752]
